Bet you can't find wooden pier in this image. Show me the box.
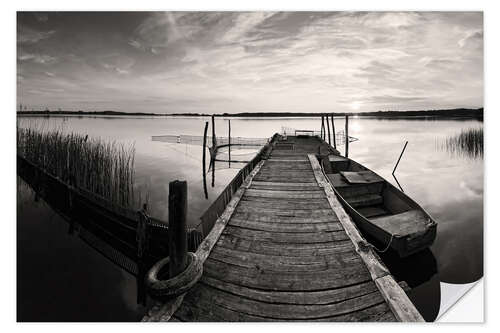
[144,135,424,322]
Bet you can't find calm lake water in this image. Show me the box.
[17,115,483,321]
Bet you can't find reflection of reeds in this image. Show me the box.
[17,127,136,208]
[441,127,483,159]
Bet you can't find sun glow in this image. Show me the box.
[349,101,363,110]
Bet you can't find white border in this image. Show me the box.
[2,0,496,332]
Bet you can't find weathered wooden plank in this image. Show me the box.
[238,198,332,210]
[375,275,425,322]
[222,225,350,243]
[229,218,344,233]
[209,245,363,272]
[177,291,394,321]
[253,176,317,183]
[204,257,371,291]
[244,188,326,199]
[231,211,339,223]
[260,165,312,171]
[251,181,318,187]
[201,275,379,305]
[217,234,356,257]
[249,184,321,191]
[186,282,386,320]
[234,206,337,217]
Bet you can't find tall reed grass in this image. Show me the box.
[441,127,483,159]
[17,127,137,208]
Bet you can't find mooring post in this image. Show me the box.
[211,114,216,152]
[345,115,349,158]
[168,180,188,278]
[321,115,325,140]
[331,113,336,149]
[326,114,331,146]
[202,122,208,199]
[228,119,231,168]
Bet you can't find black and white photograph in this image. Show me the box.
[13,8,485,323]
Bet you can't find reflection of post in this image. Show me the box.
[211,159,215,188]
[228,119,231,168]
[168,180,188,278]
[202,122,208,199]
[345,115,349,158]
[331,113,336,149]
[326,114,331,146]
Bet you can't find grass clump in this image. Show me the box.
[17,127,136,208]
[441,127,483,159]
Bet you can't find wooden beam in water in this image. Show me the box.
[202,122,208,199]
[331,114,336,149]
[326,114,331,146]
[228,119,231,168]
[345,115,349,158]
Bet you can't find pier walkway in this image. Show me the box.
[146,136,423,322]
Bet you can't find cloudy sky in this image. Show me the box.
[17,11,483,113]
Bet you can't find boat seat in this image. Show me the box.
[357,205,390,218]
[370,210,432,236]
[328,155,350,171]
[340,170,384,184]
[328,173,384,198]
[345,194,383,208]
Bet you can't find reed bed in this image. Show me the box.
[17,127,137,208]
[441,127,483,159]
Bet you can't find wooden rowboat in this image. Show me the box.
[322,154,437,258]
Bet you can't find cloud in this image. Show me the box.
[16,11,484,113]
[18,27,55,44]
[34,13,49,22]
[18,53,57,64]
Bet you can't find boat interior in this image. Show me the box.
[322,154,432,237]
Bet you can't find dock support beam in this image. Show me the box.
[345,115,349,158]
[321,116,325,140]
[326,114,331,146]
[331,114,336,149]
[168,180,188,278]
[228,119,231,168]
[202,122,209,199]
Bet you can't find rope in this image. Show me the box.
[368,234,395,253]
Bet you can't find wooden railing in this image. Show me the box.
[196,134,278,237]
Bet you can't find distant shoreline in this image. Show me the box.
[16,108,483,119]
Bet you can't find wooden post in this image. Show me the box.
[331,113,336,149]
[326,114,331,146]
[345,115,349,158]
[228,119,231,168]
[202,122,208,199]
[168,180,188,278]
[211,114,216,152]
[211,114,216,188]
[321,116,325,140]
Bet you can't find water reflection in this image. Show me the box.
[17,178,147,321]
